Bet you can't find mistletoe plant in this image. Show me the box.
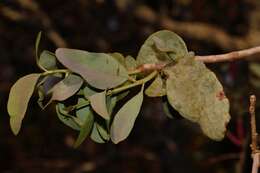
[7,30,230,147]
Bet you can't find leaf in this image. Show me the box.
[89,91,109,119]
[110,52,125,66]
[125,55,137,71]
[136,30,188,65]
[74,106,94,148]
[110,85,144,144]
[96,122,109,141]
[162,97,183,119]
[39,51,57,70]
[107,95,117,115]
[83,86,98,99]
[145,74,166,97]
[35,31,42,59]
[76,98,90,122]
[90,122,106,143]
[37,75,62,109]
[51,74,83,101]
[7,73,41,135]
[55,48,129,89]
[56,103,81,130]
[164,55,230,141]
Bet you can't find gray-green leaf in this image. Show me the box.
[39,51,57,70]
[165,55,230,141]
[89,91,110,119]
[110,85,144,144]
[51,74,83,101]
[90,122,106,143]
[74,107,94,148]
[145,74,166,97]
[55,48,129,89]
[8,73,41,135]
[137,30,188,65]
[56,103,81,131]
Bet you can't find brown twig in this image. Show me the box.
[195,46,260,63]
[130,46,260,73]
[249,95,260,173]
[250,95,258,153]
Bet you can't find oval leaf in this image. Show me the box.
[90,122,106,143]
[137,30,188,65]
[51,74,83,101]
[56,103,81,131]
[8,73,41,135]
[55,48,129,89]
[89,91,109,119]
[83,86,98,99]
[74,107,94,148]
[110,85,144,144]
[39,51,57,70]
[145,74,166,97]
[165,55,230,141]
[125,55,137,71]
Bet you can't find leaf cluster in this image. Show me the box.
[7,30,230,147]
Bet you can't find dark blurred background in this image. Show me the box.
[1,0,260,172]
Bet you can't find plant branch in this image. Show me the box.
[249,95,260,173]
[195,46,260,63]
[41,69,70,76]
[108,71,157,95]
[68,71,158,111]
[130,46,260,73]
[250,95,258,153]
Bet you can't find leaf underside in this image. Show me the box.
[165,55,230,141]
[8,73,41,135]
[55,48,129,89]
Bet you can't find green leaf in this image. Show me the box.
[145,74,166,97]
[83,86,98,99]
[164,54,230,141]
[74,106,94,148]
[136,30,188,65]
[7,73,41,135]
[39,51,57,70]
[55,48,129,89]
[111,85,144,144]
[125,55,137,71]
[76,98,90,122]
[51,74,83,101]
[56,103,81,130]
[90,122,106,143]
[89,91,109,119]
[110,52,125,66]
[96,122,109,141]
[107,95,117,115]
[37,85,45,109]
[35,31,42,59]
[161,97,183,119]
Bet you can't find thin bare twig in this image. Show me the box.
[195,46,260,63]
[250,95,258,153]
[249,95,260,173]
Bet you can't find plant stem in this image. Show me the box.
[108,71,157,95]
[70,71,157,110]
[41,69,70,76]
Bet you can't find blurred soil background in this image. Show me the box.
[0,0,260,173]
